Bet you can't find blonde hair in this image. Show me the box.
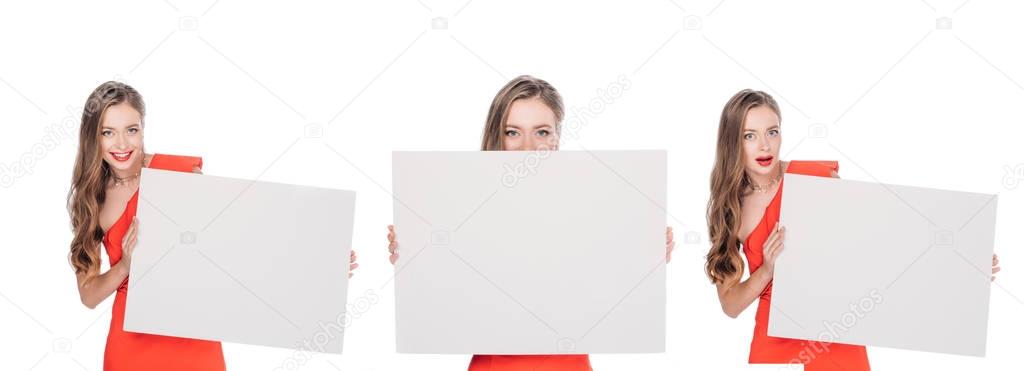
[67,81,146,274]
[705,89,781,284]
[480,75,564,150]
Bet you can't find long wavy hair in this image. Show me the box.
[480,75,564,151]
[705,89,780,284]
[67,81,146,275]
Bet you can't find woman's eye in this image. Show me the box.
[504,130,520,137]
[536,129,550,137]
[768,129,780,137]
[128,127,139,134]
[101,130,113,137]
[743,133,755,140]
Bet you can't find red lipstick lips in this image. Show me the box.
[111,150,133,162]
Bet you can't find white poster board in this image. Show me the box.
[770,173,996,356]
[392,150,667,354]
[124,168,355,354]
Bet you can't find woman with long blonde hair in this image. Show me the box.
[704,89,1001,370]
[67,81,225,370]
[69,81,358,370]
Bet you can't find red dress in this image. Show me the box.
[102,154,225,371]
[743,161,870,371]
[469,355,592,371]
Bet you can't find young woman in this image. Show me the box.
[704,89,1002,370]
[386,75,676,371]
[67,82,359,370]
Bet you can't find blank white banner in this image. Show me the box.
[392,150,667,354]
[124,168,355,353]
[770,174,996,356]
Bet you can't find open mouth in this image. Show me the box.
[755,155,774,167]
[110,150,133,162]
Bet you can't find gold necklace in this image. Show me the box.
[111,172,140,187]
[748,165,782,193]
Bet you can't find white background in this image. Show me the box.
[1,0,1022,370]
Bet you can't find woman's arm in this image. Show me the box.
[77,164,202,308]
[76,259,129,309]
[715,222,785,318]
[76,216,138,309]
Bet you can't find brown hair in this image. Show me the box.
[705,89,781,284]
[480,75,564,151]
[67,81,146,275]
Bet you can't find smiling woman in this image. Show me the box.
[66,81,225,371]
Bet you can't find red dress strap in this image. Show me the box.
[148,153,203,172]
[785,160,837,177]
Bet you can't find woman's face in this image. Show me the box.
[99,103,144,174]
[741,105,781,178]
[502,97,559,151]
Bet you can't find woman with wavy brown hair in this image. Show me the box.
[704,89,1001,370]
[69,81,357,370]
[67,81,225,370]
[386,75,675,371]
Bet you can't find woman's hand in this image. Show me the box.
[121,216,139,270]
[992,253,1001,281]
[665,226,675,263]
[387,225,399,265]
[349,250,359,278]
[760,222,785,276]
